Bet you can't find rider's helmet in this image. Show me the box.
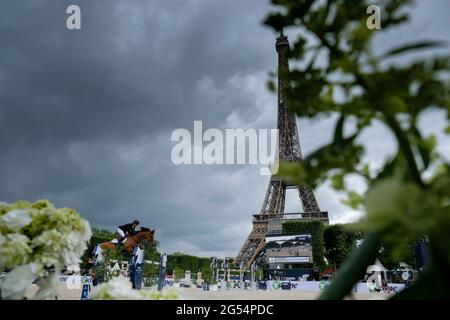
[133,219,140,225]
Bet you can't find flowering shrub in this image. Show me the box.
[0,200,92,299]
[91,275,179,300]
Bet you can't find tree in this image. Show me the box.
[143,240,160,261]
[166,252,211,275]
[173,267,184,282]
[323,224,360,270]
[200,267,213,284]
[142,262,159,278]
[264,0,450,299]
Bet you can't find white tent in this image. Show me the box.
[366,259,389,286]
[366,258,389,273]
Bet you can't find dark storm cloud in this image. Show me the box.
[0,0,277,255]
[1,0,449,256]
[0,0,271,146]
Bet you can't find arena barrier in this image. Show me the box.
[264,280,405,294]
[57,275,92,299]
[129,246,144,289]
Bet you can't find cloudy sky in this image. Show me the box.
[1,0,449,257]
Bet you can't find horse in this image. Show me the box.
[99,227,155,255]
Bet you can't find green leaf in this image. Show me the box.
[341,191,363,209]
[375,153,402,181]
[421,134,436,152]
[444,124,450,134]
[411,127,436,170]
[360,164,370,177]
[330,172,345,190]
[263,12,291,31]
[380,40,447,59]
[267,80,276,92]
[333,114,345,143]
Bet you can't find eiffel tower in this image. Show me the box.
[235,31,329,269]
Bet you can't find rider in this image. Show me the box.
[116,219,140,244]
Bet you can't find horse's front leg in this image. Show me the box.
[125,239,136,254]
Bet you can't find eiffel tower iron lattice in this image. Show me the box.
[235,31,329,269]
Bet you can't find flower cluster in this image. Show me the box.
[0,200,92,299]
[91,275,179,300]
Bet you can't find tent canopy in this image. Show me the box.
[366,258,389,273]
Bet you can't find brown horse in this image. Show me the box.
[99,227,155,255]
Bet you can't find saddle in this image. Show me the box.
[110,236,127,244]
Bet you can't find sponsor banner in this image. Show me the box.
[268,256,310,263]
[354,282,405,294]
[265,281,406,293]
[80,283,90,300]
[265,234,312,243]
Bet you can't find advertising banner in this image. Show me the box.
[264,280,406,294]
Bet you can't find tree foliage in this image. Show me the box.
[323,224,361,269]
[166,252,211,275]
[264,0,450,299]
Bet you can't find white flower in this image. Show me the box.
[0,263,39,300]
[0,200,92,299]
[0,233,32,266]
[91,275,142,300]
[1,209,32,231]
[65,231,80,249]
[141,288,180,300]
[91,276,180,300]
[81,220,92,242]
[33,272,58,300]
[61,247,80,266]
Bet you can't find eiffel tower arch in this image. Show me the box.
[235,31,329,269]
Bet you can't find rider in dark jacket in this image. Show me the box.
[116,219,139,244]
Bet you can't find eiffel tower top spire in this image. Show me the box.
[276,28,289,48]
[275,29,302,161]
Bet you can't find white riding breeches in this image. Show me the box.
[118,228,125,237]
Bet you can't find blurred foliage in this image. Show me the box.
[264,0,450,299]
[142,261,159,279]
[323,224,362,269]
[173,266,184,282]
[283,220,326,269]
[378,241,415,270]
[200,267,213,284]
